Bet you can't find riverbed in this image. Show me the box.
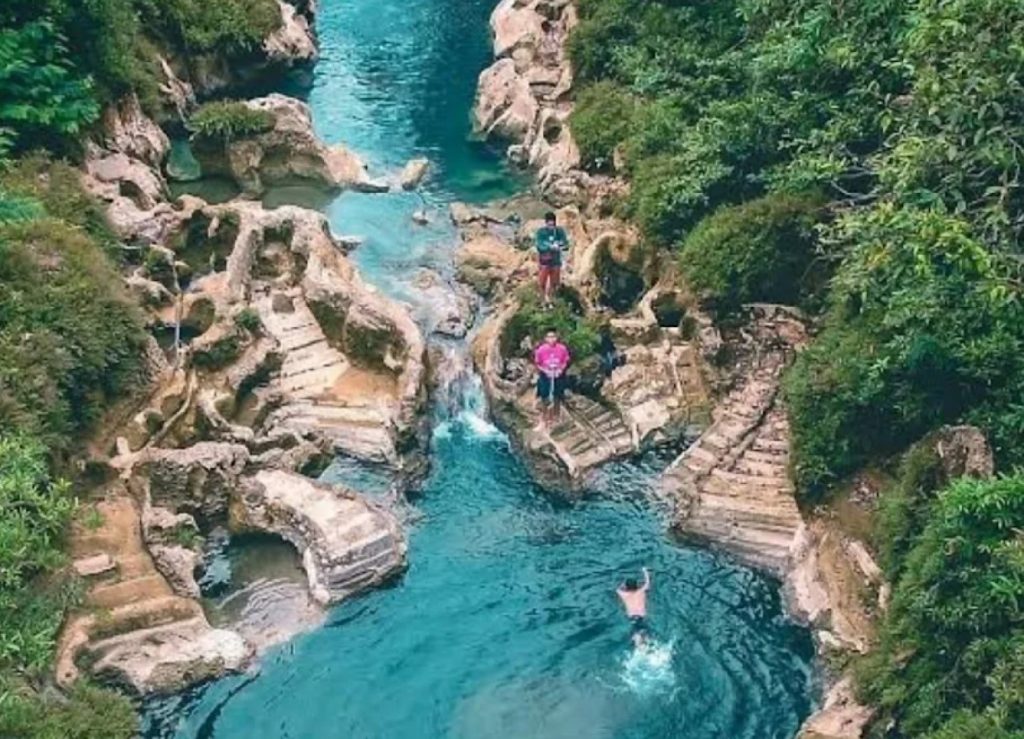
[142,1,815,736]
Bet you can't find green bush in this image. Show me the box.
[502,288,601,362]
[187,101,275,142]
[679,192,827,312]
[234,307,262,334]
[0,435,74,672]
[569,81,635,171]
[0,154,115,245]
[140,0,282,53]
[785,206,1024,496]
[857,474,1024,737]
[0,21,99,151]
[0,218,146,451]
[0,677,137,739]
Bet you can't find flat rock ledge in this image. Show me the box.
[232,470,407,605]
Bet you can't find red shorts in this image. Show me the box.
[538,264,561,290]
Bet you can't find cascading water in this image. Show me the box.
[142,0,817,736]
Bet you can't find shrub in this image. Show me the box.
[569,81,635,171]
[0,435,74,671]
[785,206,1024,497]
[0,218,146,451]
[0,21,99,150]
[679,192,827,312]
[234,307,262,334]
[0,154,115,245]
[0,677,137,739]
[502,288,601,362]
[143,0,283,53]
[857,474,1024,737]
[187,101,275,142]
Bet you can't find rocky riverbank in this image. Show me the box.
[468,2,893,736]
[56,5,433,698]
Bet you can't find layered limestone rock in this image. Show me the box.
[231,470,407,604]
[661,313,804,576]
[56,496,252,695]
[164,0,317,99]
[475,0,585,203]
[192,94,387,195]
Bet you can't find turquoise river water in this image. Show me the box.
[143,0,816,736]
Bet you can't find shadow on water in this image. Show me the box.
[141,0,816,736]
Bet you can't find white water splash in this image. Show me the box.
[432,345,506,442]
[619,639,677,697]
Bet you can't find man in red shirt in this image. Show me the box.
[533,327,571,430]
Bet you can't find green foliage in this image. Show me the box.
[0,21,99,151]
[680,192,827,312]
[234,307,262,334]
[0,154,115,244]
[0,217,146,451]
[187,101,275,142]
[858,474,1024,737]
[569,81,635,171]
[502,288,601,362]
[141,0,282,52]
[0,677,137,739]
[0,190,44,225]
[874,441,943,580]
[785,205,1024,495]
[0,435,74,672]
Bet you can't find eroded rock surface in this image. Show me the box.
[474,0,586,203]
[232,470,407,604]
[193,94,386,195]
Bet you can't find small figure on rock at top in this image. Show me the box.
[535,211,569,308]
[533,327,571,432]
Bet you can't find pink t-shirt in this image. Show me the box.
[534,341,571,376]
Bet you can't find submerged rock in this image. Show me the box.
[398,157,430,190]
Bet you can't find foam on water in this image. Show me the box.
[619,639,678,697]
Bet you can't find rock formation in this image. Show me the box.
[231,470,407,604]
[474,0,587,204]
[192,94,388,195]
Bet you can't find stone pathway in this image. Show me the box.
[662,349,802,577]
[256,291,398,462]
[57,495,249,694]
[545,394,635,476]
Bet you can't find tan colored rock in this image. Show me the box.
[264,0,318,66]
[97,93,170,168]
[475,59,538,142]
[133,442,249,518]
[90,617,252,695]
[398,157,430,190]
[193,94,384,195]
[797,678,874,739]
[73,554,116,578]
[149,545,201,599]
[456,233,529,297]
[231,470,406,604]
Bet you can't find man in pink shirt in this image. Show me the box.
[533,327,571,430]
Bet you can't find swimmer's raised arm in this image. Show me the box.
[642,567,651,591]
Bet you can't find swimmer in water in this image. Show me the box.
[617,567,651,647]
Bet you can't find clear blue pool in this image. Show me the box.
[143,1,815,736]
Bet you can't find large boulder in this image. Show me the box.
[90,617,252,696]
[474,0,584,201]
[231,470,407,604]
[132,442,250,519]
[193,94,386,195]
[456,233,529,297]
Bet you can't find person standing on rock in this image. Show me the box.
[617,567,651,647]
[535,211,569,308]
[534,327,571,431]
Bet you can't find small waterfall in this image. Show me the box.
[431,344,503,441]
